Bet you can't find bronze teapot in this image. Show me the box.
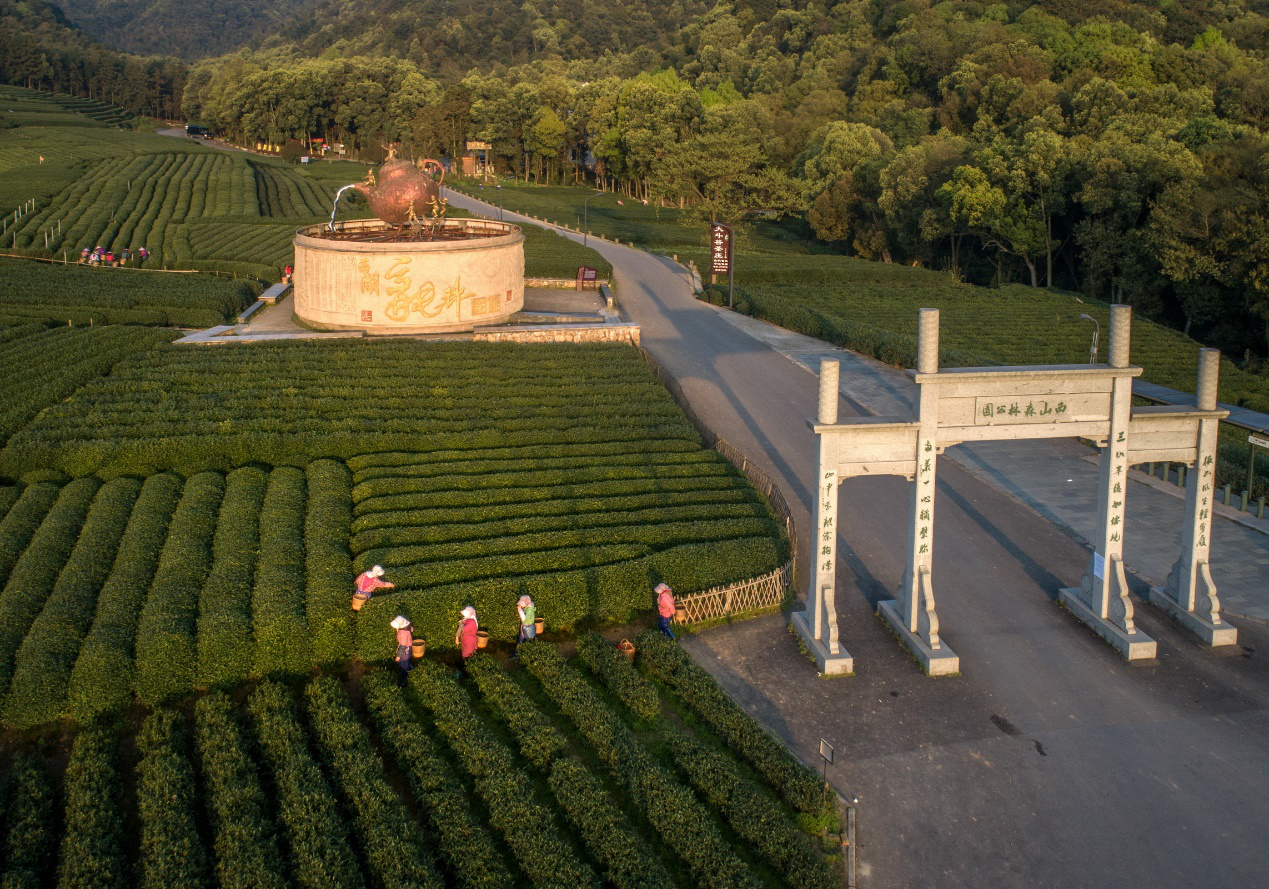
[353,157,445,227]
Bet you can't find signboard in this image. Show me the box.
[818,739,834,765]
[1250,434,1269,449]
[466,141,492,151]
[576,266,598,291]
[710,223,732,276]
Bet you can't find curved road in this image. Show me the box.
[448,189,1269,889]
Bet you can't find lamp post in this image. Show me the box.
[496,184,502,221]
[582,190,604,247]
[1079,313,1100,364]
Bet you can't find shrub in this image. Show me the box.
[467,655,567,770]
[361,672,513,889]
[667,736,836,889]
[253,467,309,676]
[134,472,225,705]
[408,662,601,889]
[517,643,760,889]
[136,710,209,889]
[634,631,824,815]
[2,753,55,889]
[246,682,365,889]
[194,693,289,889]
[575,632,660,721]
[5,477,140,728]
[58,721,127,889]
[0,483,59,589]
[0,477,100,699]
[195,467,267,688]
[306,460,354,664]
[303,677,443,889]
[66,472,182,721]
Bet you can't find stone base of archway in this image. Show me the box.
[790,611,855,676]
[1058,588,1158,659]
[1147,587,1239,647]
[877,600,960,676]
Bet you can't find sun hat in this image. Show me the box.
[461,606,477,620]
[654,582,672,594]
[372,565,385,576]
[517,595,532,606]
[390,615,410,630]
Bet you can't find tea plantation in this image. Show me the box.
[0,650,841,889]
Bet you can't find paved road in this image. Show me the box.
[457,191,1269,888]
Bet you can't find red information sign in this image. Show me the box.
[710,223,732,275]
[576,266,598,290]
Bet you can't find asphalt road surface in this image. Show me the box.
[446,190,1269,889]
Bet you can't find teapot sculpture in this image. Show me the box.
[329,153,446,234]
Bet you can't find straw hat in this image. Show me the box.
[390,615,410,630]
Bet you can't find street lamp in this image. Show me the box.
[582,190,604,247]
[1079,313,1099,364]
[496,184,502,221]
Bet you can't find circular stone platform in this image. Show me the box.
[293,218,524,334]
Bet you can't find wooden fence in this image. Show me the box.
[637,347,800,624]
[673,561,792,624]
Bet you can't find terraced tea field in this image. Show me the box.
[0,648,840,888]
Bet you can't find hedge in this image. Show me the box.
[194,694,289,889]
[667,736,836,889]
[0,485,80,590]
[246,682,365,889]
[66,472,182,721]
[304,677,443,889]
[361,672,514,889]
[195,467,266,689]
[0,477,100,699]
[464,656,672,889]
[4,477,140,728]
[517,644,760,889]
[134,472,225,705]
[57,722,127,889]
[635,631,824,815]
[253,467,308,677]
[467,655,568,770]
[409,662,601,889]
[136,710,209,889]
[575,632,660,721]
[305,460,355,664]
[1,753,55,889]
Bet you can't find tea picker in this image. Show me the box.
[391,615,414,686]
[351,564,394,610]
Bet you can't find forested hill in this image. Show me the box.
[50,0,322,61]
[52,0,1269,70]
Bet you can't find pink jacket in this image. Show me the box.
[657,590,676,618]
[356,572,391,595]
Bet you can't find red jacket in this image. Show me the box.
[458,618,478,658]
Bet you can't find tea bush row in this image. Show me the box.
[253,467,309,677]
[518,643,760,889]
[136,710,209,889]
[409,662,601,889]
[0,257,255,327]
[246,682,365,889]
[636,630,825,815]
[57,722,127,889]
[0,324,177,445]
[2,753,54,889]
[668,735,836,889]
[575,631,660,720]
[304,677,444,889]
[361,672,514,889]
[194,694,290,889]
[4,477,140,729]
[466,656,673,889]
